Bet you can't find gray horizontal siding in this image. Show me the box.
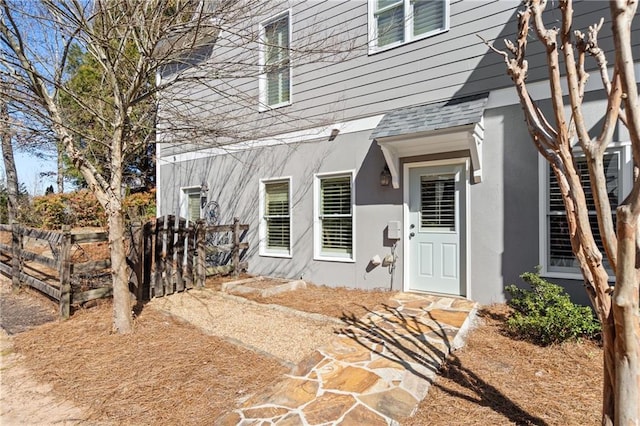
[158,0,637,157]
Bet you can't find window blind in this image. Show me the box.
[547,153,619,269]
[264,181,290,251]
[420,175,455,230]
[320,176,352,255]
[413,0,445,36]
[375,1,404,47]
[264,15,290,106]
[187,192,200,222]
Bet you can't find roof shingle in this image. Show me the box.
[370,93,489,140]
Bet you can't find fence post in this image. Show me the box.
[59,226,72,319]
[232,217,240,277]
[196,219,206,287]
[130,221,144,305]
[143,221,153,299]
[10,222,22,291]
[153,216,165,298]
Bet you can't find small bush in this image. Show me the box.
[505,271,600,345]
[123,189,156,222]
[23,189,156,229]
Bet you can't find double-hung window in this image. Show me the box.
[182,188,202,223]
[542,149,629,277]
[369,0,448,51]
[260,178,291,257]
[260,11,291,109]
[315,172,354,261]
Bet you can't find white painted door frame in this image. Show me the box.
[403,158,470,297]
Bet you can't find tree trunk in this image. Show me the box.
[612,203,640,425]
[108,200,133,334]
[57,140,64,193]
[0,92,19,223]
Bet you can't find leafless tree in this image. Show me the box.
[484,0,639,423]
[0,80,19,222]
[0,0,356,333]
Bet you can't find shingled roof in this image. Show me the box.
[371,93,489,140]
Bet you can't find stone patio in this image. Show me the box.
[215,293,477,425]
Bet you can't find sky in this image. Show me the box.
[1,151,58,196]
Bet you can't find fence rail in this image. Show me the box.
[0,224,112,319]
[0,216,250,317]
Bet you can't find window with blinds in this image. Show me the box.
[371,0,447,50]
[420,175,455,231]
[319,175,353,257]
[262,12,290,107]
[413,0,445,37]
[547,152,619,271]
[264,181,290,253]
[183,189,201,223]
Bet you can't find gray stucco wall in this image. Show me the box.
[158,129,404,291]
[156,102,533,304]
[157,87,631,307]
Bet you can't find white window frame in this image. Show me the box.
[538,143,632,280]
[313,170,356,262]
[258,10,292,111]
[180,186,202,223]
[367,0,449,54]
[259,177,292,258]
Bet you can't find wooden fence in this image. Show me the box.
[0,217,249,317]
[129,216,249,300]
[0,224,111,319]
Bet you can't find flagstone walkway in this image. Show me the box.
[215,293,477,425]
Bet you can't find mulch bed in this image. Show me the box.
[206,275,397,320]
[403,305,602,426]
[12,302,288,425]
[4,274,603,425]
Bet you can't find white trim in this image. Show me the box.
[156,152,162,218]
[377,123,482,188]
[259,176,293,258]
[259,10,292,111]
[403,158,469,296]
[160,115,385,164]
[487,63,640,109]
[313,170,356,263]
[538,143,631,281]
[367,0,449,54]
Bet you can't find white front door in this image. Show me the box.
[407,164,465,296]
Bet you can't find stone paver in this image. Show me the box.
[214,293,477,425]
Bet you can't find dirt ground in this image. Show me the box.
[1,276,603,425]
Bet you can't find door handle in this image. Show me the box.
[409,232,415,238]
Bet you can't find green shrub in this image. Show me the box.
[505,271,600,345]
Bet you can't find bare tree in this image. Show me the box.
[0,0,355,333]
[0,80,20,223]
[483,0,639,423]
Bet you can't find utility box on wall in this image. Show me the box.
[388,221,401,239]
